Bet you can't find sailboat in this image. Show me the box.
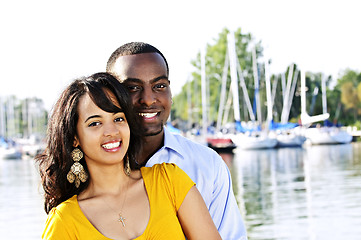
[269,64,306,147]
[206,55,237,152]
[305,126,352,145]
[0,97,22,160]
[300,71,352,144]
[227,34,277,150]
[198,44,237,152]
[0,137,22,159]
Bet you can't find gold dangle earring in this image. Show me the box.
[67,148,88,188]
[124,154,131,176]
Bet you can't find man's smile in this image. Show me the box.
[139,112,159,120]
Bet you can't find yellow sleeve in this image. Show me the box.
[160,163,196,210]
[42,208,73,240]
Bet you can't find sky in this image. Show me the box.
[1,0,360,110]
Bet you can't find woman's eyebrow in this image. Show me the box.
[84,115,101,123]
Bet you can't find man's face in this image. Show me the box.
[110,52,172,137]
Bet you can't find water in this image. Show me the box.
[222,142,361,240]
[0,158,47,239]
[1,143,360,239]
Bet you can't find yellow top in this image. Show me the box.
[42,163,195,240]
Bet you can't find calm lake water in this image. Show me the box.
[1,142,360,239]
[222,142,361,240]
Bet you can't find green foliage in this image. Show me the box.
[353,120,361,130]
[172,27,260,129]
[357,82,361,102]
[341,82,358,109]
[335,69,361,123]
[172,28,361,129]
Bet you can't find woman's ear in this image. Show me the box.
[73,136,79,148]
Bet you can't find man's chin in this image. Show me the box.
[144,126,164,137]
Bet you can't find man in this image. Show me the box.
[106,42,247,240]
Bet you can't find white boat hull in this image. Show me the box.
[231,133,278,150]
[0,147,22,159]
[276,134,306,147]
[305,127,352,145]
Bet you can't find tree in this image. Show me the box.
[341,81,358,109]
[172,27,261,130]
[172,30,360,131]
[336,69,361,123]
[357,82,361,103]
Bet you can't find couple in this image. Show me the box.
[38,42,248,240]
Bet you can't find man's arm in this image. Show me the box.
[210,155,248,240]
[178,186,222,240]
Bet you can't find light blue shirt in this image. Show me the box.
[145,128,248,240]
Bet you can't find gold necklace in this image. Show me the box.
[102,177,130,227]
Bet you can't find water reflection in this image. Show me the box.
[1,143,361,239]
[0,159,46,239]
[227,143,361,240]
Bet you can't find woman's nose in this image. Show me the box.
[103,122,119,137]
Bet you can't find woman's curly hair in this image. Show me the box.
[36,72,143,214]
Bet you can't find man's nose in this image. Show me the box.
[139,87,156,106]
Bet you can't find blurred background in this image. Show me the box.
[1,0,361,239]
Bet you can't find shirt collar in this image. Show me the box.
[163,127,184,159]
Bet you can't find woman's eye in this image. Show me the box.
[88,122,100,127]
[115,117,125,123]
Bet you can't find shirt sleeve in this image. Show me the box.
[210,154,248,240]
[42,208,73,240]
[160,163,195,210]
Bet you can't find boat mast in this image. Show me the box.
[216,51,229,132]
[282,68,299,124]
[321,74,328,115]
[252,47,262,126]
[236,57,256,122]
[281,64,294,123]
[271,74,279,112]
[227,32,241,122]
[187,76,193,131]
[264,56,273,125]
[201,47,208,137]
[0,97,4,137]
[300,69,329,125]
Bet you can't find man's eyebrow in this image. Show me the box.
[123,78,142,84]
[123,75,169,84]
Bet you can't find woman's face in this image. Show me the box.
[74,92,130,168]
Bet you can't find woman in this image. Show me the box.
[37,72,221,240]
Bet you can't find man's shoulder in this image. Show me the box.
[171,133,214,150]
[167,132,221,159]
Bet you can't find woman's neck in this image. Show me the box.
[79,164,140,199]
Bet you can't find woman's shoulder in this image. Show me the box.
[50,195,79,219]
[43,195,79,237]
[56,195,78,209]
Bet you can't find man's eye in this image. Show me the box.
[155,83,167,89]
[127,85,141,92]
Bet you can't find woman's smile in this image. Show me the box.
[101,140,122,152]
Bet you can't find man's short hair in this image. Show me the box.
[106,42,169,76]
